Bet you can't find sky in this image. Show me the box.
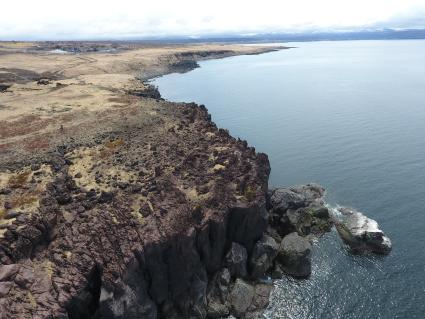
[1,0,425,40]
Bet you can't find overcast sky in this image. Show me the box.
[1,0,425,40]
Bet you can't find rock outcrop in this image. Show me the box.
[334,207,392,254]
[0,41,392,318]
[0,84,10,92]
[249,235,278,279]
[127,84,162,99]
[0,99,272,318]
[267,184,332,238]
[0,42,292,319]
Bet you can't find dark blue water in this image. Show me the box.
[153,40,425,319]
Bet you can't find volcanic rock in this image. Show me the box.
[277,232,312,278]
[225,242,248,278]
[229,279,255,317]
[334,207,392,254]
[249,235,278,278]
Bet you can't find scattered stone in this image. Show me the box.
[139,202,151,217]
[0,84,11,92]
[277,232,312,278]
[3,201,12,210]
[98,191,114,204]
[15,214,27,224]
[334,207,392,254]
[76,206,85,214]
[4,211,20,219]
[129,184,142,193]
[37,79,50,85]
[30,163,41,171]
[56,192,72,205]
[0,188,11,195]
[86,189,97,198]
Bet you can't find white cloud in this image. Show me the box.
[1,0,425,39]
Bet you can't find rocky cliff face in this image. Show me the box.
[0,95,272,318]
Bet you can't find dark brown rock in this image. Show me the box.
[249,235,278,278]
[225,242,248,278]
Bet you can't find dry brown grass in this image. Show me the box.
[8,170,31,188]
[99,138,125,159]
[105,138,124,149]
[10,195,37,209]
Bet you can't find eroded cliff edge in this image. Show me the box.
[0,99,271,318]
[0,42,283,318]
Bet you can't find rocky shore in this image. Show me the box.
[0,42,390,318]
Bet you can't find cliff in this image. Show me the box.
[0,42,282,318]
[0,99,271,318]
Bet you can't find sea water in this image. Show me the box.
[153,40,425,318]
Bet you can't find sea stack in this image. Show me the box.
[334,207,392,255]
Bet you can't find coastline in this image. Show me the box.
[0,42,285,170]
[0,41,393,318]
[0,42,284,318]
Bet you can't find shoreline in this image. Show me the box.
[0,42,283,318]
[0,42,286,170]
[0,41,392,318]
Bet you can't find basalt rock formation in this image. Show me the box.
[0,96,274,318]
[0,42,389,319]
[0,42,290,319]
[334,207,392,254]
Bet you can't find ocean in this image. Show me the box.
[152,40,425,318]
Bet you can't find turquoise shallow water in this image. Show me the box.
[153,40,425,318]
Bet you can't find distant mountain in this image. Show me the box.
[138,29,425,43]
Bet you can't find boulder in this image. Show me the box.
[277,232,312,278]
[207,301,230,318]
[268,184,325,213]
[225,242,248,278]
[245,283,273,319]
[267,184,331,237]
[249,235,278,278]
[37,79,50,85]
[229,279,255,317]
[334,207,391,254]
